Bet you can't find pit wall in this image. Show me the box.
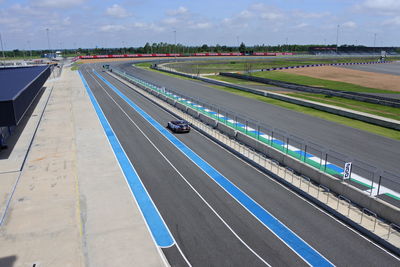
[113,69,400,227]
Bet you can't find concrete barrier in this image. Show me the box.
[159,94,167,101]
[154,67,400,130]
[216,123,237,138]
[199,113,218,127]
[175,102,188,112]
[236,132,258,149]
[115,68,400,226]
[187,107,200,118]
[220,72,400,108]
[166,97,176,106]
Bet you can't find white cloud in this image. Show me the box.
[63,16,71,26]
[99,24,126,32]
[293,11,330,19]
[293,23,308,29]
[190,22,212,29]
[382,16,400,25]
[342,21,357,28]
[166,6,188,16]
[106,4,130,18]
[132,22,165,32]
[238,10,253,19]
[356,0,400,15]
[261,12,283,20]
[163,17,179,25]
[31,0,86,8]
[362,0,400,10]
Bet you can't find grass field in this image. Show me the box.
[134,62,153,68]
[285,93,400,120]
[205,84,400,140]
[167,56,400,74]
[207,74,400,120]
[207,74,268,86]
[135,63,400,140]
[71,61,84,71]
[251,71,400,94]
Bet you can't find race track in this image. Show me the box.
[79,64,400,266]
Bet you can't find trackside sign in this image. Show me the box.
[343,162,352,180]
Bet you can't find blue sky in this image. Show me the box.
[0,0,399,50]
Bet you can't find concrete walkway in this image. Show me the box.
[0,67,165,266]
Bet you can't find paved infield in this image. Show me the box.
[113,62,400,178]
[80,64,400,266]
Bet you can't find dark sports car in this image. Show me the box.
[167,120,191,133]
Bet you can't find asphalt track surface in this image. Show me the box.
[340,61,400,76]
[80,64,399,266]
[339,62,400,100]
[113,62,400,179]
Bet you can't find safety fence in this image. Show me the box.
[112,68,400,206]
[109,69,400,252]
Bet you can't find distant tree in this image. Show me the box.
[201,44,209,52]
[143,42,151,53]
[239,42,246,53]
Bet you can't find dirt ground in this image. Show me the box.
[279,66,400,92]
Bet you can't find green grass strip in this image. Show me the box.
[251,71,400,94]
[384,193,400,201]
[349,178,373,189]
[285,93,400,120]
[203,84,400,140]
[114,69,400,201]
[134,65,400,140]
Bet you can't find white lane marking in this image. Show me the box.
[92,70,271,266]
[110,67,400,261]
[85,69,188,266]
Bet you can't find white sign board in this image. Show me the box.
[343,162,352,180]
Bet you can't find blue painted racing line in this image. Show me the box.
[78,70,174,247]
[94,70,334,267]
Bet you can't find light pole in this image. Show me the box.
[336,24,340,53]
[0,32,5,66]
[373,33,377,54]
[27,40,32,59]
[46,28,51,58]
[285,37,288,52]
[173,30,176,53]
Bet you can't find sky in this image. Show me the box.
[0,0,399,50]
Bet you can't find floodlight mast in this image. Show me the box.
[46,28,51,58]
[336,24,340,53]
[0,32,5,66]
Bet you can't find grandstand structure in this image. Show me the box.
[310,46,398,56]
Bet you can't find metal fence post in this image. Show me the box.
[303,144,308,162]
[235,116,238,130]
[377,175,382,196]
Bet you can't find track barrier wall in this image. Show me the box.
[220,72,400,108]
[112,68,400,226]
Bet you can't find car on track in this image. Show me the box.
[167,120,191,133]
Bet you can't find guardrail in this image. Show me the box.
[152,66,400,130]
[112,68,400,226]
[109,68,400,256]
[220,72,400,108]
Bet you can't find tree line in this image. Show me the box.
[1,42,399,58]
